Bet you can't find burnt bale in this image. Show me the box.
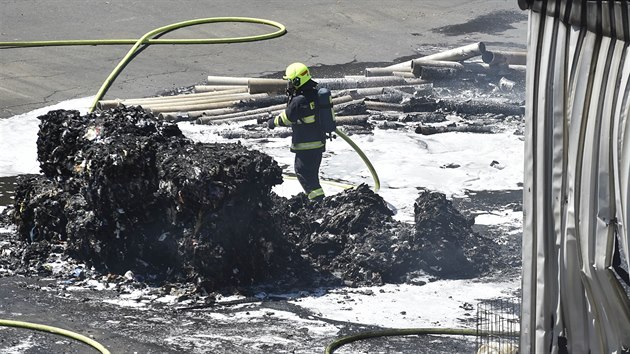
[13,174,68,243]
[271,184,498,287]
[153,142,287,288]
[276,184,403,286]
[413,190,487,278]
[15,107,291,290]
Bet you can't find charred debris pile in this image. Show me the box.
[3,105,506,292]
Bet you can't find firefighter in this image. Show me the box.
[265,62,325,201]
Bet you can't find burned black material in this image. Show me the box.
[414,190,488,278]
[9,106,502,292]
[15,106,291,289]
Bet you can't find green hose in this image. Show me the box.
[0,319,110,354]
[335,128,381,192]
[324,327,518,354]
[0,17,287,113]
[283,173,355,190]
[86,17,286,112]
[0,17,285,48]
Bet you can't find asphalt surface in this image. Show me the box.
[0,1,527,353]
[1,0,527,118]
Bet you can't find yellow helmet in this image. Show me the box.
[283,62,311,89]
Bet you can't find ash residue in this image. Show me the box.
[3,107,505,293]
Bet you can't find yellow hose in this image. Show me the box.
[324,327,518,354]
[0,319,110,354]
[335,128,381,192]
[0,17,285,48]
[86,17,286,112]
[0,17,287,113]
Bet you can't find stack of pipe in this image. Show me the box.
[365,42,526,79]
[95,42,525,125]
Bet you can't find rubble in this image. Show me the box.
[2,105,506,293]
[0,42,525,298]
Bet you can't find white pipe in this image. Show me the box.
[382,42,486,71]
[194,85,248,92]
[206,75,250,85]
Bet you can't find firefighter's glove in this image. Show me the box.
[265,118,275,130]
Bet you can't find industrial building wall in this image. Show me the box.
[520,0,630,352]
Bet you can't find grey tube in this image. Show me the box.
[196,104,286,124]
[383,42,486,71]
[210,111,282,125]
[411,60,465,77]
[364,101,404,112]
[147,94,269,114]
[158,107,240,121]
[195,95,354,124]
[481,50,527,66]
[206,75,250,85]
[364,69,417,78]
[248,78,287,94]
[335,115,369,125]
[365,67,409,77]
[317,76,408,90]
[194,85,248,92]
[137,93,265,109]
[150,92,264,105]
[335,84,433,98]
[97,88,250,109]
[210,97,363,125]
[392,71,416,78]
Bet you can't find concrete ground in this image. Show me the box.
[1,0,527,118]
[0,1,527,353]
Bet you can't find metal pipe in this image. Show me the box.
[210,111,282,125]
[317,76,408,90]
[210,97,363,125]
[138,93,266,109]
[194,85,248,92]
[195,95,354,124]
[166,93,288,119]
[206,75,250,85]
[247,78,287,94]
[507,64,526,72]
[364,68,416,78]
[364,101,404,112]
[196,104,287,123]
[147,94,269,114]
[382,42,486,71]
[334,99,368,116]
[392,71,416,78]
[335,115,369,125]
[481,50,527,66]
[158,107,240,121]
[149,101,242,114]
[97,88,250,109]
[411,60,465,77]
[364,67,408,77]
[335,84,432,98]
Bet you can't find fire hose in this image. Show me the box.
[0,319,110,354]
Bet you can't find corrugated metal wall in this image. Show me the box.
[520,0,630,352]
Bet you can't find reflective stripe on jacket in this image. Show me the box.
[274,80,324,152]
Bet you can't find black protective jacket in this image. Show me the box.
[273,80,325,152]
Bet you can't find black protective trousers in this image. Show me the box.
[294,148,323,197]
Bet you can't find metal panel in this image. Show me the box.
[521,0,630,352]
